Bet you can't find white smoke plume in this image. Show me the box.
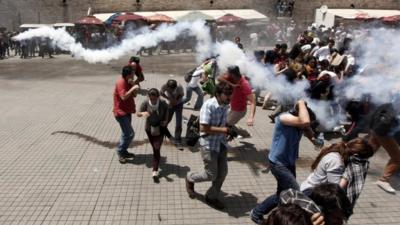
[15,21,400,129]
[214,41,309,104]
[15,20,212,64]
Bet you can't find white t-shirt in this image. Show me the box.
[300,152,344,191]
[188,68,203,88]
[313,45,331,61]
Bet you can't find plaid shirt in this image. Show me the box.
[199,97,228,152]
[280,189,321,214]
[342,155,369,207]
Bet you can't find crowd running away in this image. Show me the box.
[4,20,400,225]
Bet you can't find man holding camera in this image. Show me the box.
[185,82,237,210]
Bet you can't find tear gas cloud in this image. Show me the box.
[15,20,212,64]
[15,23,400,128]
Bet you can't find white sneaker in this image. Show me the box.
[376,180,396,193]
[152,171,159,178]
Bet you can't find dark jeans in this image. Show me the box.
[146,130,164,172]
[252,161,299,218]
[167,103,183,141]
[115,114,135,154]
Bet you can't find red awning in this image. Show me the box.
[381,15,400,22]
[354,12,374,21]
[146,13,175,23]
[216,13,244,24]
[75,16,104,25]
[113,13,146,22]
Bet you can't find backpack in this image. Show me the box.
[185,114,200,146]
[184,68,196,83]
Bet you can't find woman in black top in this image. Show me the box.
[137,88,169,181]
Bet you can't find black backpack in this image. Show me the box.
[184,68,196,83]
[185,114,200,146]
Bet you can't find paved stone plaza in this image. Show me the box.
[0,53,399,225]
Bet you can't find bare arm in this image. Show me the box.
[120,84,140,101]
[200,124,228,135]
[217,74,237,87]
[247,93,256,126]
[303,126,317,144]
[279,100,310,128]
[134,71,144,84]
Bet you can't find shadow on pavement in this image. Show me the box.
[193,191,258,218]
[228,141,269,176]
[51,130,175,149]
[126,154,190,182]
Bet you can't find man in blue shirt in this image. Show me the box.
[251,100,319,223]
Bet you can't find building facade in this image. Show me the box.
[0,0,399,30]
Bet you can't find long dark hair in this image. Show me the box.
[311,137,374,170]
[262,203,312,225]
[310,183,353,225]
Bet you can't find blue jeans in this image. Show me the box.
[252,161,299,218]
[167,103,183,141]
[182,86,203,110]
[115,114,135,154]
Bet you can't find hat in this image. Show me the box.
[301,44,312,52]
[330,52,347,67]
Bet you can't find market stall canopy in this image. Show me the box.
[53,23,75,27]
[95,9,268,22]
[381,15,400,23]
[146,13,175,23]
[315,9,400,27]
[177,11,215,22]
[75,16,104,25]
[354,12,375,21]
[113,12,146,22]
[20,24,52,28]
[216,14,244,24]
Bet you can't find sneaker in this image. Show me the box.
[175,141,184,151]
[152,171,160,183]
[205,196,225,210]
[250,209,263,224]
[117,152,127,164]
[124,152,135,158]
[376,180,396,193]
[185,177,196,199]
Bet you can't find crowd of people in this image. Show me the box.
[3,18,398,224]
[110,21,400,224]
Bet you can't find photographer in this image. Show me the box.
[251,100,321,223]
[185,82,236,210]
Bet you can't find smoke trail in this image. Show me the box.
[14,20,212,64]
[214,41,310,104]
[15,21,400,129]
